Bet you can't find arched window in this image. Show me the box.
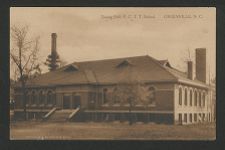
[25,91,30,105]
[179,88,182,105]
[31,91,36,105]
[190,90,193,106]
[39,91,45,105]
[194,90,197,106]
[203,92,206,107]
[47,91,53,105]
[103,88,108,104]
[35,92,39,105]
[199,91,202,107]
[184,88,187,106]
[113,87,120,104]
[148,87,156,105]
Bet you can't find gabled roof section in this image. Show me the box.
[64,64,79,72]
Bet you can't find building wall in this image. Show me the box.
[96,83,174,112]
[174,83,213,125]
[14,83,175,112]
[13,82,215,124]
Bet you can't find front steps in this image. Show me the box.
[47,110,74,122]
[46,107,81,122]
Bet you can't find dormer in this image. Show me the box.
[64,64,79,72]
[116,59,133,68]
[158,60,172,68]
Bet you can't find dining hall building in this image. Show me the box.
[13,34,215,125]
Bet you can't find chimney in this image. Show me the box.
[187,61,193,80]
[195,48,206,83]
[51,33,57,55]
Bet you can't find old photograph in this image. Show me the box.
[10,7,216,140]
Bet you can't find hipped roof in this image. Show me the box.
[16,55,209,89]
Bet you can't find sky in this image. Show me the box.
[10,7,216,80]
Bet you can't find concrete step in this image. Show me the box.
[48,110,73,122]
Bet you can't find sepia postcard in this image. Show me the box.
[9,7,216,140]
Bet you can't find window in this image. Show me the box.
[113,87,120,104]
[98,92,103,104]
[202,113,205,122]
[199,92,202,107]
[39,91,45,105]
[31,91,36,105]
[184,89,187,106]
[194,91,197,106]
[203,93,205,107]
[178,113,182,124]
[199,113,202,122]
[190,90,193,106]
[89,92,96,104]
[179,88,182,105]
[103,88,108,104]
[184,114,187,123]
[15,95,22,108]
[47,91,53,105]
[208,113,211,121]
[189,114,192,123]
[148,87,156,105]
[194,113,197,122]
[25,92,30,105]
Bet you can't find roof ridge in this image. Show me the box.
[73,55,149,64]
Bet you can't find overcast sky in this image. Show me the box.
[10,7,216,79]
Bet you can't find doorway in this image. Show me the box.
[73,95,81,109]
[63,94,81,109]
[63,95,71,109]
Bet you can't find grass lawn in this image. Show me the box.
[10,121,216,140]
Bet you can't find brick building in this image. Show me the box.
[13,33,215,124]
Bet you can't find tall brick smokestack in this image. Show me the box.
[187,61,193,80]
[51,33,57,55]
[45,33,60,71]
[195,48,206,83]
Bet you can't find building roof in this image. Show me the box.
[16,55,209,88]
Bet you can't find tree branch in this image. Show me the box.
[10,53,20,69]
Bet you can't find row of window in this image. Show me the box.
[17,85,157,107]
[101,86,156,105]
[25,91,55,105]
[178,112,211,123]
[178,87,207,107]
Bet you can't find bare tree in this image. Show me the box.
[111,64,150,125]
[177,48,194,73]
[10,25,41,120]
[112,81,150,125]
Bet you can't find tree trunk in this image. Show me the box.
[21,79,27,120]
